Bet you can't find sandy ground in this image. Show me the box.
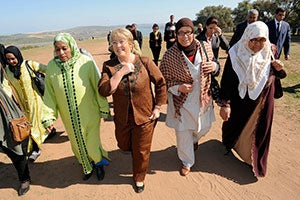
[1,39,299,200]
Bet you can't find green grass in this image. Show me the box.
[20,45,40,50]
[272,39,300,119]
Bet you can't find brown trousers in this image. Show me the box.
[115,113,156,182]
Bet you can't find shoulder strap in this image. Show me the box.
[25,60,41,78]
[0,98,10,117]
[25,60,34,78]
[199,40,209,62]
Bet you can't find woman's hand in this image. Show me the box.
[220,106,231,121]
[214,26,222,36]
[271,59,284,71]
[202,61,216,74]
[119,62,135,76]
[149,106,161,120]
[46,125,55,133]
[109,62,135,93]
[178,83,193,94]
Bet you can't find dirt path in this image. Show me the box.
[1,39,299,200]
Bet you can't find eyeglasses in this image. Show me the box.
[177,31,193,36]
[249,38,266,44]
[112,40,127,46]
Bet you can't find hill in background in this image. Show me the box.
[0,24,163,48]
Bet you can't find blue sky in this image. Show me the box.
[0,0,245,36]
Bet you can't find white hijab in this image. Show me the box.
[229,21,272,100]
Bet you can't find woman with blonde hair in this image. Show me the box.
[99,28,166,193]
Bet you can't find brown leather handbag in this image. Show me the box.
[0,99,31,142]
[10,115,31,142]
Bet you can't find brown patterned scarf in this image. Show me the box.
[160,40,213,117]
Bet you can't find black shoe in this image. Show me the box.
[18,181,30,196]
[96,165,105,181]
[224,147,232,155]
[134,183,145,193]
[193,143,198,151]
[83,171,93,181]
[46,127,57,140]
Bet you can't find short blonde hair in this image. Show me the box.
[110,28,134,46]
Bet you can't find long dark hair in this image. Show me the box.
[202,16,219,34]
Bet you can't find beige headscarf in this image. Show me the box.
[229,21,272,100]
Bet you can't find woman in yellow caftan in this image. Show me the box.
[42,33,110,181]
[4,46,49,162]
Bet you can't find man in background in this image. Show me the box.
[132,23,143,49]
[266,7,291,60]
[229,9,259,47]
[164,15,176,49]
[196,23,203,35]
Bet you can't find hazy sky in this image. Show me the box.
[0,0,245,36]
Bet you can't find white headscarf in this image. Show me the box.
[229,21,272,100]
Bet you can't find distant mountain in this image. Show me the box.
[0,24,165,48]
[0,25,118,47]
[0,24,164,47]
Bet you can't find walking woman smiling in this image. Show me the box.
[98,28,166,193]
[42,33,110,181]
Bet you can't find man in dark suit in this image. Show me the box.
[229,9,259,48]
[164,15,176,49]
[132,23,143,49]
[266,7,291,60]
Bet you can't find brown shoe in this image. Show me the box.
[180,166,190,176]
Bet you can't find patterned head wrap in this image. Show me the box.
[53,33,81,69]
[175,18,197,57]
[4,46,24,79]
[229,21,272,100]
[175,18,194,33]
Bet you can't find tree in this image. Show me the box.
[253,0,300,33]
[193,1,300,33]
[232,0,254,25]
[252,0,278,22]
[194,5,233,32]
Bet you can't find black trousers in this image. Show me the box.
[0,140,30,183]
[151,46,161,66]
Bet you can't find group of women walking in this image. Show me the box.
[1,17,285,196]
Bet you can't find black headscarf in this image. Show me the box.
[4,46,23,79]
[175,18,197,57]
[0,44,5,83]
